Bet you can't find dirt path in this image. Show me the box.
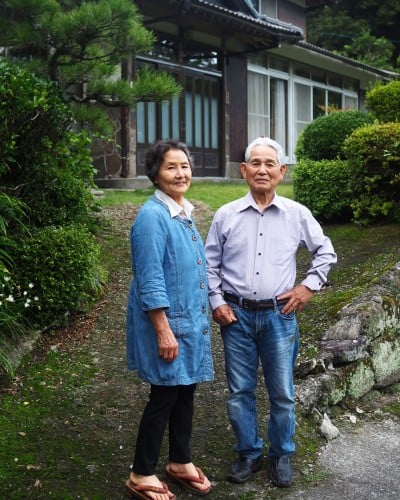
[2,203,398,499]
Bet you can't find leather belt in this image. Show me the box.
[224,292,288,310]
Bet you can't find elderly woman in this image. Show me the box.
[125,140,213,499]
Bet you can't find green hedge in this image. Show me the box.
[293,159,353,222]
[343,122,400,224]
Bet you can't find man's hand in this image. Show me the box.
[278,284,314,314]
[212,304,237,326]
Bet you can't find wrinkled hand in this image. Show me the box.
[148,308,179,362]
[157,330,179,362]
[278,284,314,314]
[212,304,237,326]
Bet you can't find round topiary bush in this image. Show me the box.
[296,110,373,161]
[366,81,400,123]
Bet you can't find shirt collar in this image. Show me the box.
[238,191,287,212]
[154,189,194,219]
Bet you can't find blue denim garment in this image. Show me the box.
[126,195,214,386]
[221,299,299,458]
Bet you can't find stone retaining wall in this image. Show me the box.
[295,261,400,412]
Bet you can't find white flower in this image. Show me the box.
[28,283,34,288]
[6,295,15,302]
[23,291,28,296]
[4,276,11,282]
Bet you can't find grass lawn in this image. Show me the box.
[96,181,293,211]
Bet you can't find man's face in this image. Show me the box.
[240,145,286,196]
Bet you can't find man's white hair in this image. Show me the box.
[244,137,285,165]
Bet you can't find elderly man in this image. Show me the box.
[205,137,336,488]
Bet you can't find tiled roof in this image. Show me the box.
[187,0,304,41]
[297,41,399,80]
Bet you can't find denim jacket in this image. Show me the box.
[126,195,214,385]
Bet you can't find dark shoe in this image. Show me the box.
[228,455,263,483]
[270,455,293,487]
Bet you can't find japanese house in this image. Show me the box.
[93,0,397,187]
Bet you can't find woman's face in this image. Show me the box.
[155,148,192,204]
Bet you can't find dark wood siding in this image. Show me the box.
[226,56,248,163]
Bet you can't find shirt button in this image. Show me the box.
[258,252,261,255]
[197,258,203,264]
[256,272,260,275]
[203,328,208,335]
[192,235,197,241]
[202,307,207,313]
[200,282,205,289]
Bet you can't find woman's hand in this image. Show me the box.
[148,309,179,362]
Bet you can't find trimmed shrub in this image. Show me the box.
[343,122,400,224]
[293,159,353,222]
[12,225,104,329]
[296,110,373,161]
[366,81,400,123]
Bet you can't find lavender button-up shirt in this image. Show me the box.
[205,192,337,311]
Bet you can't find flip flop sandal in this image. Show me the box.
[125,479,176,500]
[165,465,211,496]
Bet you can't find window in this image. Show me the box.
[313,87,326,118]
[270,78,288,152]
[136,60,221,176]
[328,90,342,110]
[295,83,311,138]
[261,0,277,18]
[248,71,269,140]
[248,71,288,152]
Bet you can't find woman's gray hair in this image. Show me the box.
[244,137,285,165]
[145,139,194,185]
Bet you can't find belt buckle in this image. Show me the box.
[238,297,246,308]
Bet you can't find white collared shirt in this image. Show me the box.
[154,189,194,219]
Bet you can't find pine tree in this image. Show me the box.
[0,0,181,135]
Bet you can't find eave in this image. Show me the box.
[136,0,304,55]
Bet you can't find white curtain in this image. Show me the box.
[271,78,286,151]
[248,71,269,142]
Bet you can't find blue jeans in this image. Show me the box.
[221,300,299,459]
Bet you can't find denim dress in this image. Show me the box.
[126,195,214,386]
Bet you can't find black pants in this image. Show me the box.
[132,383,197,475]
